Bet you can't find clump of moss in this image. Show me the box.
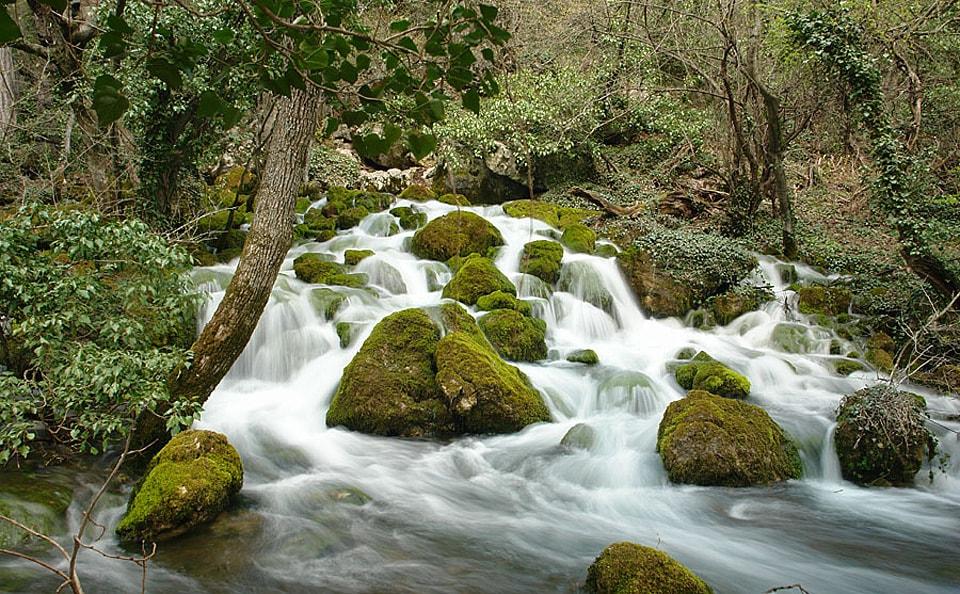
[344,249,374,266]
[303,208,336,232]
[674,352,750,399]
[390,206,427,230]
[834,386,934,486]
[411,211,504,261]
[708,286,772,325]
[326,309,452,437]
[478,309,548,362]
[439,193,471,206]
[308,288,346,319]
[476,290,533,316]
[336,206,369,230]
[336,321,357,348]
[501,199,594,229]
[295,197,313,214]
[560,223,597,254]
[586,542,713,594]
[293,254,367,288]
[519,240,564,284]
[793,283,853,316]
[435,332,551,433]
[400,184,437,202]
[116,430,243,543]
[833,358,866,376]
[442,256,516,305]
[566,349,599,365]
[657,391,801,486]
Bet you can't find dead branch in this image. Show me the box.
[569,186,645,216]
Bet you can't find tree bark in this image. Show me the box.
[172,87,320,403]
[0,48,16,140]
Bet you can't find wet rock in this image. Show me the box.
[560,423,597,451]
[557,261,615,316]
[411,211,504,261]
[520,240,564,284]
[335,206,369,230]
[116,430,244,543]
[560,223,596,254]
[399,184,436,202]
[793,283,852,316]
[361,259,407,294]
[708,286,772,326]
[586,541,713,594]
[478,309,548,362]
[0,469,74,549]
[476,290,533,316]
[439,193,471,206]
[674,352,750,399]
[309,288,346,319]
[293,254,367,288]
[344,249,374,266]
[834,386,933,486]
[833,358,866,376]
[597,371,660,415]
[390,206,427,230]
[566,349,599,365]
[657,390,802,486]
[336,322,358,348]
[442,256,516,305]
[501,199,592,229]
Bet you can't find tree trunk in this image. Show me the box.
[173,87,320,403]
[758,85,797,259]
[0,47,16,140]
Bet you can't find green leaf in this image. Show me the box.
[462,89,480,115]
[98,31,127,59]
[92,75,129,127]
[212,28,235,44]
[0,8,21,44]
[479,4,499,22]
[106,14,133,34]
[323,117,340,137]
[389,19,410,32]
[407,131,437,160]
[147,58,183,90]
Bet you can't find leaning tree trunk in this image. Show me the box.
[758,84,797,260]
[132,88,320,455]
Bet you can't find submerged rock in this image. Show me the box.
[519,240,564,284]
[0,469,74,549]
[586,542,713,594]
[557,261,615,316]
[309,288,346,319]
[674,352,750,399]
[478,309,548,362]
[567,349,599,365]
[116,430,243,542]
[327,305,551,437]
[834,386,933,486]
[411,211,504,261]
[442,256,516,305]
[560,423,597,451]
[657,391,801,487]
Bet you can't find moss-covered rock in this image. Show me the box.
[833,358,866,376]
[834,386,933,486]
[435,332,551,433]
[295,197,313,214]
[476,290,532,316]
[439,193,471,206]
[390,206,427,230]
[501,199,594,229]
[560,223,596,254]
[519,240,564,284]
[557,261,615,316]
[674,352,750,399]
[293,254,367,288]
[442,256,516,305]
[326,309,452,437]
[866,348,894,371]
[567,349,599,365]
[478,309,548,362]
[327,305,550,437]
[0,469,74,549]
[400,184,436,202]
[308,288,346,319]
[344,249,374,266]
[116,430,243,542]
[560,423,597,451]
[618,228,757,318]
[411,211,504,261]
[708,286,772,325]
[794,284,852,316]
[336,322,358,348]
[335,206,369,230]
[586,542,713,594]
[657,391,801,486]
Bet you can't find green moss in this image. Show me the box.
[326,273,367,288]
[327,186,362,204]
[0,470,74,549]
[442,256,516,305]
[501,199,595,229]
[326,309,451,437]
[594,243,619,258]
[708,286,772,325]
[400,184,437,202]
[566,349,599,365]
[835,386,933,486]
[293,254,344,284]
[303,208,336,232]
[116,430,243,542]
[560,223,596,254]
[438,302,489,345]
[657,391,802,486]
[295,197,312,214]
[833,359,866,376]
[336,206,369,230]
[390,206,427,230]
[308,288,346,319]
[478,309,548,362]
[586,542,713,594]
[344,249,374,266]
[519,240,564,284]
[439,193,471,206]
[411,211,505,261]
[435,332,551,433]
[674,352,750,399]
[336,322,357,348]
[794,284,853,316]
[475,290,533,316]
[216,166,257,194]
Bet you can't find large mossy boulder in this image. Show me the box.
[618,228,757,318]
[793,283,852,316]
[674,352,750,400]
[411,211,504,261]
[586,542,712,594]
[442,256,516,305]
[708,286,772,325]
[476,290,532,316]
[435,332,551,433]
[326,305,550,437]
[0,469,74,549]
[657,391,802,487]
[478,309,548,362]
[560,223,597,254]
[116,430,243,543]
[834,386,933,486]
[501,199,593,229]
[519,240,564,284]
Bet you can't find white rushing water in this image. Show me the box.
[19,199,960,593]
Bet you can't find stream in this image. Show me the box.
[3,198,959,593]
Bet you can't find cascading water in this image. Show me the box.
[8,199,959,593]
